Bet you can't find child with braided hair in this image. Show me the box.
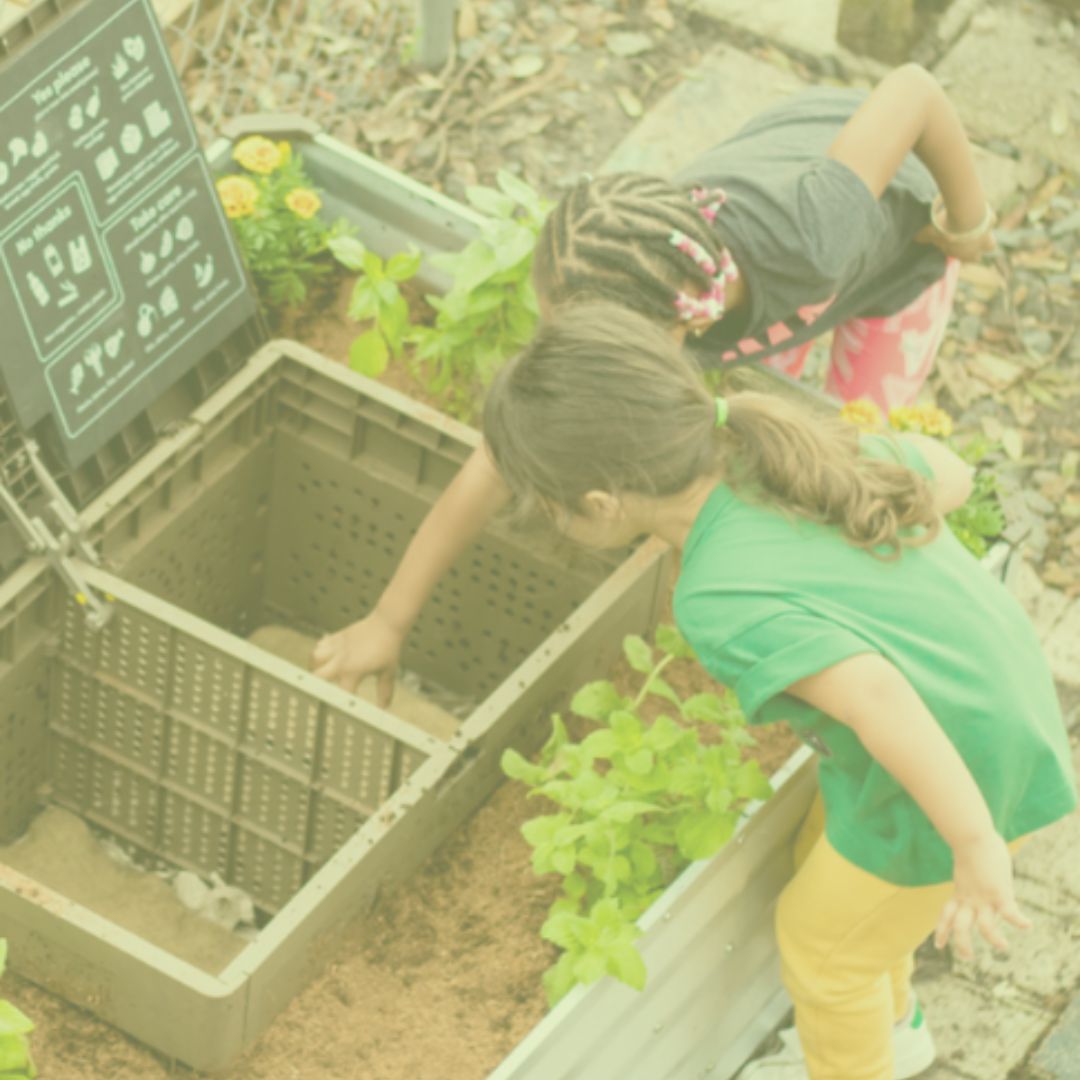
[312,62,994,734]
[481,302,1076,1080]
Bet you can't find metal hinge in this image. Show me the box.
[0,441,113,628]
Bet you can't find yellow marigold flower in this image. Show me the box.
[216,174,259,219]
[888,404,953,438]
[277,141,292,165]
[285,187,322,220]
[233,134,284,174]
[838,399,884,433]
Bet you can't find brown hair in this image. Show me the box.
[484,303,940,558]
[533,173,729,326]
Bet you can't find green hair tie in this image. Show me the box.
[714,396,729,428]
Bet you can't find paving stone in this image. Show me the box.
[936,5,1080,174]
[1044,599,1080,690]
[1004,556,1071,643]
[600,45,807,176]
[1031,993,1080,1079]
[675,0,840,57]
[912,974,1052,1080]
[948,877,1080,1000]
[971,144,1024,211]
[1012,741,1080,899]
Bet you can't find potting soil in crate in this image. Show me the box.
[0,0,671,1070]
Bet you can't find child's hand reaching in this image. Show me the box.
[935,833,1032,960]
[311,610,406,706]
[915,196,997,263]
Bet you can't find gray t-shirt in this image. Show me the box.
[676,88,946,367]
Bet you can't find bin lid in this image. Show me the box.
[0,0,259,468]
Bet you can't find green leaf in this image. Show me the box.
[564,873,588,900]
[0,1036,31,1072]
[543,953,580,1006]
[496,168,548,218]
[386,249,422,282]
[571,680,624,722]
[348,330,389,377]
[735,761,773,801]
[552,847,577,876]
[607,943,648,990]
[624,747,655,776]
[642,675,681,708]
[521,813,572,847]
[347,280,378,323]
[0,1002,32,1038]
[675,810,736,860]
[572,949,608,985]
[540,714,570,764]
[655,624,695,660]
[581,728,619,758]
[466,184,517,218]
[361,249,385,279]
[327,235,368,271]
[501,748,546,786]
[683,691,743,726]
[623,635,653,674]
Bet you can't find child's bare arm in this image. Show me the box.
[827,63,994,261]
[898,433,974,515]
[787,652,1030,959]
[311,444,510,703]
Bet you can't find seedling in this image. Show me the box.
[503,625,771,1005]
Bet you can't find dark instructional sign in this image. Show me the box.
[0,0,256,466]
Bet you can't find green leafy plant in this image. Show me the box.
[411,170,550,419]
[216,135,354,311]
[944,434,1006,558]
[502,625,772,1006]
[329,237,423,378]
[0,941,36,1079]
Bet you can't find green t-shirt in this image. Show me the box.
[673,436,1077,886]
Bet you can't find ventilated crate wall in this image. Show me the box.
[0,565,57,843]
[48,586,432,914]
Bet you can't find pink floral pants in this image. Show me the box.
[762,259,960,412]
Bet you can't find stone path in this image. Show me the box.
[602,1,1080,1076]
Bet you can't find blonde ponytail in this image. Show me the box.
[483,303,940,558]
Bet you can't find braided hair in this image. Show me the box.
[533,173,733,326]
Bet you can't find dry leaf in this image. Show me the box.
[615,85,643,118]
[607,31,654,57]
[1049,99,1070,138]
[511,54,545,79]
[647,2,675,30]
[457,0,478,41]
[1001,427,1025,461]
[967,352,1023,389]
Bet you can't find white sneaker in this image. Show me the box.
[736,998,935,1079]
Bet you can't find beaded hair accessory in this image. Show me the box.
[670,185,738,323]
[669,229,738,323]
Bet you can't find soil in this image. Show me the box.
[0,808,249,976]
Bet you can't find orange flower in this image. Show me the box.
[285,187,322,220]
[233,135,285,174]
[888,404,954,438]
[838,399,884,433]
[216,174,259,219]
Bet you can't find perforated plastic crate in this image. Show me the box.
[0,340,672,1070]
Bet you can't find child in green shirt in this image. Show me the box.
[481,302,1077,1080]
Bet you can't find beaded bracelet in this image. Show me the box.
[930,194,996,243]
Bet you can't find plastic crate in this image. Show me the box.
[0,340,672,1070]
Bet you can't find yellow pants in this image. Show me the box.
[778,794,1022,1080]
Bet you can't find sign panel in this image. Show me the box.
[0,0,257,465]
